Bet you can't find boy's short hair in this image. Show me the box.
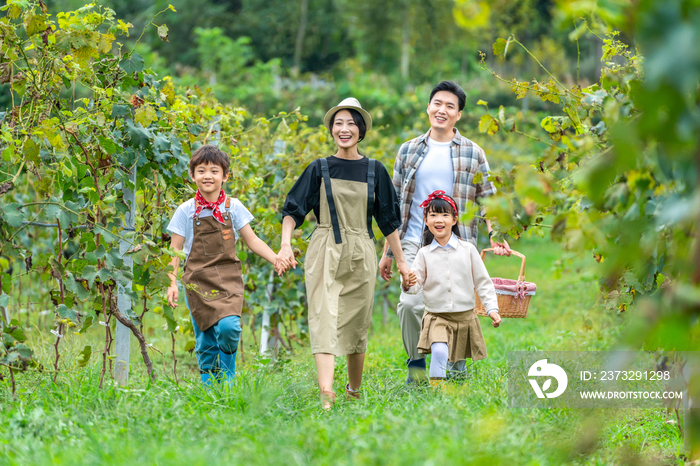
[429,81,466,112]
[189,145,230,175]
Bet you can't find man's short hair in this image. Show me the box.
[189,145,230,175]
[429,81,466,112]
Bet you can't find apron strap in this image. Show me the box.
[225,196,231,209]
[320,158,342,244]
[366,159,376,241]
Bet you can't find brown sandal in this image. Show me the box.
[345,383,361,401]
[321,389,336,410]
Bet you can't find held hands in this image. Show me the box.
[396,261,412,288]
[401,271,417,292]
[274,256,290,276]
[490,311,501,328]
[275,243,298,276]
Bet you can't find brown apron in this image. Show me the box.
[182,197,244,332]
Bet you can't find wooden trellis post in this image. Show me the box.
[115,168,137,385]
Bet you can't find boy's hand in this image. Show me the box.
[167,285,179,307]
[490,311,501,328]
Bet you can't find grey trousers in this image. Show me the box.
[397,240,425,361]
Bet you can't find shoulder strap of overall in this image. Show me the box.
[319,158,342,244]
[366,159,376,241]
[225,196,231,209]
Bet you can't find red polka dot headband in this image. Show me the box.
[419,190,457,215]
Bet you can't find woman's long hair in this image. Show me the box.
[420,196,461,247]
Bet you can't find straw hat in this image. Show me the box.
[323,97,372,132]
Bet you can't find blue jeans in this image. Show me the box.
[185,293,241,380]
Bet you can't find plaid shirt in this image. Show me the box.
[391,128,496,247]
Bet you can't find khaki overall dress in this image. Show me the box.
[183,197,245,332]
[305,161,378,356]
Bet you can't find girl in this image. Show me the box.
[403,190,500,382]
[278,98,411,408]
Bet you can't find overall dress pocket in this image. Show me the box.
[191,262,244,301]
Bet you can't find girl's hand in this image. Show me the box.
[490,311,501,328]
[401,271,417,291]
[408,271,417,286]
[167,284,179,308]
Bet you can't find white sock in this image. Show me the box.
[429,342,449,378]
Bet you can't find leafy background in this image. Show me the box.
[0,0,699,463]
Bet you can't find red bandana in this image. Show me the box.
[194,189,227,224]
[419,190,457,215]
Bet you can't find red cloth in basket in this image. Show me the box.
[491,277,537,298]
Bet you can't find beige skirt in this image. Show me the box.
[417,310,487,362]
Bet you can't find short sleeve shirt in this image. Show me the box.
[166,197,254,259]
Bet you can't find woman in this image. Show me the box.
[278,98,411,408]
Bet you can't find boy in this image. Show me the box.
[166,145,286,386]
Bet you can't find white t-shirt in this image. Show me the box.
[166,197,254,259]
[404,138,454,242]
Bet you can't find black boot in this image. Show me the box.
[406,358,428,384]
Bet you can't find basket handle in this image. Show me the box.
[480,248,526,281]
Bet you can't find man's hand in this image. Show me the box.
[378,255,393,281]
[490,236,512,256]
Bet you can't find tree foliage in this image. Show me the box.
[0,0,324,385]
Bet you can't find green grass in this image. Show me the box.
[0,236,686,465]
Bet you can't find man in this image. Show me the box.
[379,80,511,382]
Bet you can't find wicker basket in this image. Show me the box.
[474,248,536,318]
